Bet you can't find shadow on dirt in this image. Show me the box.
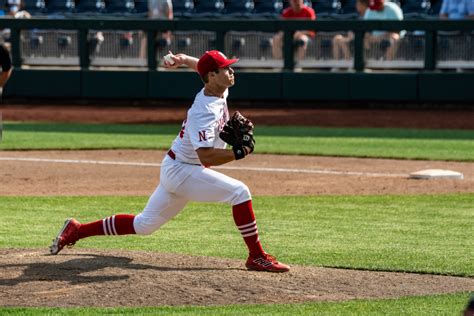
[0,253,236,286]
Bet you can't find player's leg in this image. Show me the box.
[178,166,289,272]
[49,214,137,255]
[133,184,188,235]
[50,156,190,254]
[50,184,188,255]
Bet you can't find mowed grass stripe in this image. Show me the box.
[2,123,473,161]
[0,195,472,276]
[0,292,472,315]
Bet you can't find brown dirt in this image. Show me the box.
[1,249,473,307]
[0,104,473,307]
[0,150,473,196]
[1,104,474,129]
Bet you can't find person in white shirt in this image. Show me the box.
[332,0,404,61]
[50,50,290,273]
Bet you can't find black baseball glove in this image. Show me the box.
[219,111,255,160]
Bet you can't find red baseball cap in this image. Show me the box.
[197,50,238,77]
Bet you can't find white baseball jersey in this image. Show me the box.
[133,87,251,235]
[170,88,229,165]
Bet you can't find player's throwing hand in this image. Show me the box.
[163,51,188,68]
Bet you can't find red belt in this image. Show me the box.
[167,149,176,160]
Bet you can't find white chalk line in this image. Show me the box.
[0,156,408,178]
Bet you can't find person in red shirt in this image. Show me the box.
[272,0,316,61]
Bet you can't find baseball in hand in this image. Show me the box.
[164,54,175,65]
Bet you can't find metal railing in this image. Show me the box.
[1,18,473,71]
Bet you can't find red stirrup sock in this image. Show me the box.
[78,214,136,239]
[232,200,265,257]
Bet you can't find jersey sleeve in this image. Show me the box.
[187,111,218,150]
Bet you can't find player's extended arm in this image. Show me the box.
[196,147,236,167]
[163,51,198,72]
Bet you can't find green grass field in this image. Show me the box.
[1,195,473,276]
[1,122,473,315]
[1,293,472,315]
[2,122,473,161]
[0,195,473,314]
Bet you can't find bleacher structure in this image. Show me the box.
[5,0,474,70]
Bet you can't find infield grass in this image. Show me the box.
[1,292,472,315]
[1,194,472,276]
[1,194,473,314]
[1,123,473,161]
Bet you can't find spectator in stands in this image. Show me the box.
[332,0,368,61]
[139,0,173,59]
[332,0,404,61]
[364,0,404,60]
[0,43,12,89]
[1,0,31,50]
[439,0,474,19]
[271,0,316,61]
[6,0,31,17]
[149,0,173,19]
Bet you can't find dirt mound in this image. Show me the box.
[1,249,473,307]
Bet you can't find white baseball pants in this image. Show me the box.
[133,155,251,235]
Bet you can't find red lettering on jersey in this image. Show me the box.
[198,130,207,142]
[179,120,186,138]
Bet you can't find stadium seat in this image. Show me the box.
[133,0,147,13]
[428,0,441,15]
[400,0,430,18]
[29,31,44,48]
[24,0,47,14]
[57,34,72,47]
[224,0,254,18]
[106,0,136,14]
[311,0,341,18]
[173,0,195,18]
[177,37,191,48]
[232,36,246,51]
[253,0,283,18]
[156,37,171,49]
[75,0,106,13]
[339,0,358,18]
[260,37,272,51]
[46,0,75,13]
[193,0,225,17]
[119,32,133,47]
[88,32,104,54]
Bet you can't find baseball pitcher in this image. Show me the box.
[50,50,290,273]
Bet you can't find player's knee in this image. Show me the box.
[133,214,167,235]
[232,182,251,205]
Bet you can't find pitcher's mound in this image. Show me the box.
[1,249,473,307]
